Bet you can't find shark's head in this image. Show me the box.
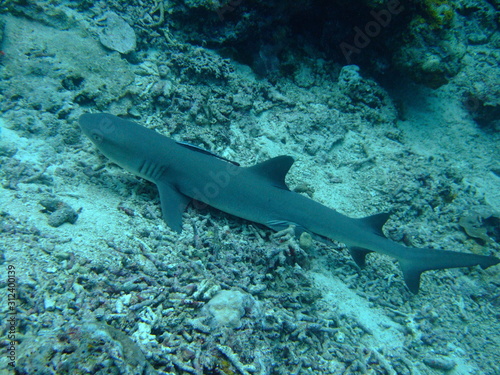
[79,113,130,164]
[79,113,117,145]
[79,113,166,177]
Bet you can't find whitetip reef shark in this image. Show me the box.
[79,113,499,293]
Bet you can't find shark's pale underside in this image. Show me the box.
[79,113,499,293]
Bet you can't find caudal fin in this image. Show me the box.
[398,247,499,294]
[349,213,499,293]
[349,244,499,293]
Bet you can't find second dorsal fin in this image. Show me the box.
[248,155,294,190]
[359,212,391,237]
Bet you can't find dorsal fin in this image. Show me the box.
[248,156,294,190]
[359,212,391,237]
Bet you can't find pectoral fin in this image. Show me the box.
[157,182,191,232]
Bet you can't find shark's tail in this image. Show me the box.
[350,245,499,293]
[398,246,499,293]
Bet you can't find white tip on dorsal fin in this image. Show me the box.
[248,155,294,190]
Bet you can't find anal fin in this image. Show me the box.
[400,263,423,294]
[349,246,374,268]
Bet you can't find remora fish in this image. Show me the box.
[79,113,499,293]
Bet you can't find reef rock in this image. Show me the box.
[98,12,136,54]
[202,290,258,329]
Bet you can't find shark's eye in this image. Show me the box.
[92,132,103,143]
